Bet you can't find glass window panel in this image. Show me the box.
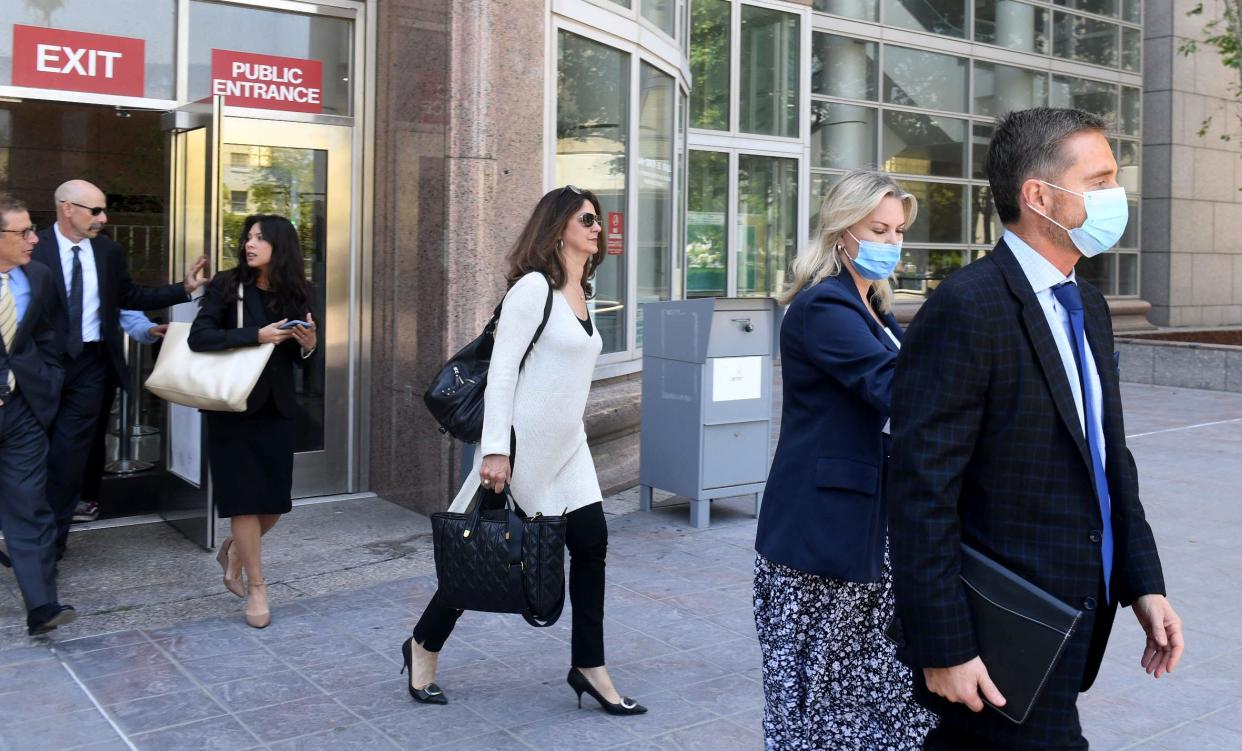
[1121,27,1141,72]
[883,46,969,113]
[189,2,353,116]
[1050,75,1117,123]
[676,87,687,300]
[1122,0,1141,24]
[737,155,798,297]
[557,31,629,354]
[811,102,877,170]
[812,34,877,100]
[1075,252,1114,294]
[1120,86,1141,136]
[809,172,844,233]
[882,111,967,177]
[601,0,632,8]
[894,249,968,298]
[971,186,1004,246]
[740,6,800,138]
[897,180,964,243]
[1115,139,1139,194]
[974,61,1048,117]
[974,0,1049,54]
[637,63,674,345]
[1117,198,1138,248]
[814,0,879,21]
[687,150,729,298]
[1053,12,1118,68]
[643,0,677,36]
[1118,252,1137,295]
[0,0,176,99]
[972,122,993,180]
[1054,0,1117,17]
[884,0,967,38]
[690,0,731,130]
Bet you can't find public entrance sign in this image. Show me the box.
[607,212,625,255]
[211,50,323,113]
[11,25,145,96]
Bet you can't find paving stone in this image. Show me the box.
[179,648,288,685]
[234,694,359,744]
[0,707,120,751]
[369,702,501,748]
[655,716,764,751]
[104,688,228,736]
[268,722,402,750]
[131,715,262,751]
[64,641,174,680]
[53,630,148,656]
[83,664,198,706]
[509,712,640,751]
[208,669,325,712]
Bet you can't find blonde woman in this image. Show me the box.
[752,169,935,749]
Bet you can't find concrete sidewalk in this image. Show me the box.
[0,383,1239,750]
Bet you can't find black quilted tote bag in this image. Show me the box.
[430,487,567,627]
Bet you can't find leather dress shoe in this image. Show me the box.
[27,603,77,635]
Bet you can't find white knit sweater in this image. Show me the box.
[447,272,604,517]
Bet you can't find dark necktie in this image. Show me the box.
[1051,281,1114,602]
[67,245,84,359]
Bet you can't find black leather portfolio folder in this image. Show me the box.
[887,544,1083,724]
[957,544,1084,724]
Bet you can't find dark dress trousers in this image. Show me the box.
[32,227,189,549]
[188,275,308,517]
[755,272,901,582]
[887,240,1166,750]
[0,262,65,612]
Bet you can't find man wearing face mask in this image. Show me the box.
[887,108,1182,750]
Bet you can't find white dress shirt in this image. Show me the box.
[1004,230,1105,462]
[53,223,102,343]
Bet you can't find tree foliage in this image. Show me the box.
[1179,1,1242,141]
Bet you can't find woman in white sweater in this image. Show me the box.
[402,185,647,716]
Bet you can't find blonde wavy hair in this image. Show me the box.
[780,170,917,311]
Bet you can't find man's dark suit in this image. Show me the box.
[32,227,188,548]
[888,240,1166,750]
[0,261,64,613]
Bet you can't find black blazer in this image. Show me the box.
[0,262,64,430]
[755,272,901,581]
[32,227,189,384]
[187,274,310,418]
[887,240,1165,747]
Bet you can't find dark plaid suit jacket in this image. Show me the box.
[888,240,1166,748]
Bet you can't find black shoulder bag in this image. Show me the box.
[423,274,554,443]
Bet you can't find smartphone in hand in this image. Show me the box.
[277,320,311,330]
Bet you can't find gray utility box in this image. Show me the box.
[639,298,777,528]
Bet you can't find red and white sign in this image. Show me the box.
[11,25,145,96]
[211,49,323,113]
[606,212,624,255]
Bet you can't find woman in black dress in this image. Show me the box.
[188,214,317,629]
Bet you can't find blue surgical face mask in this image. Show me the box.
[1027,181,1129,258]
[844,230,901,281]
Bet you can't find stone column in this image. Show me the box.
[995,0,1037,53]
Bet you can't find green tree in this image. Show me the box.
[1179,2,1242,141]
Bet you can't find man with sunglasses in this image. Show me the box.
[34,180,211,556]
[0,194,77,635]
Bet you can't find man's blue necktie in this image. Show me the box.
[1052,280,1113,602]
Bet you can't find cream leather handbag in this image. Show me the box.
[145,285,274,412]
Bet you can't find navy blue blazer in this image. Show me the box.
[0,262,64,430]
[754,272,901,582]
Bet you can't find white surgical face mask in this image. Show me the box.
[1026,180,1129,258]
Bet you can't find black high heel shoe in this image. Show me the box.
[567,667,647,715]
[400,637,448,705]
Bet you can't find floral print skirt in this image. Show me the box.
[752,552,935,751]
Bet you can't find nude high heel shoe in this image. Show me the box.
[215,538,244,598]
[244,579,271,629]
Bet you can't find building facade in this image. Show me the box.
[1,0,1237,525]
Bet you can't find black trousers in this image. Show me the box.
[0,393,59,612]
[924,723,1088,751]
[81,379,119,504]
[47,345,109,552]
[413,501,608,668]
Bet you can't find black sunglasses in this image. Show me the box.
[577,212,603,228]
[561,184,583,196]
[62,201,106,216]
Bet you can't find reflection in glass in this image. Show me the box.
[189,2,354,116]
[1053,0,1116,17]
[812,34,877,100]
[809,172,844,234]
[882,111,967,177]
[1118,252,1138,295]
[1050,75,1117,123]
[690,0,731,130]
[737,155,798,297]
[975,0,1048,54]
[971,186,1004,246]
[974,61,1047,117]
[897,180,964,244]
[740,6,800,138]
[1122,0,1141,23]
[972,123,993,180]
[813,0,879,21]
[0,0,177,98]
[811,102,877,170]
[1120,86,1141,136]
[1053,12,1118,68]
[1075,252,1113,294]
[1121,27,1141,72]
[602,0,633,7]
[638,64,674,344]
[557,31,629,354]
[884,46,969,113]
[643,0,677,36]
[894,249,967,298]
[687,150,729,298]
[220,144,327,452]
[885,0,966,38]
[1115,139,1140,194]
